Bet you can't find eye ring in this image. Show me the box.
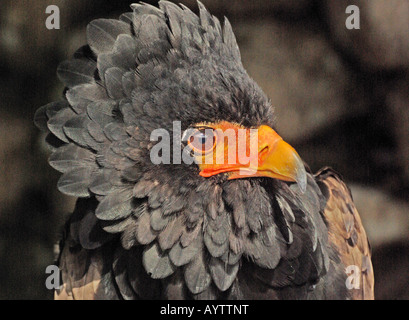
[185,127,217,155]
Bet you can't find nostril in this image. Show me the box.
[259,146,269,161]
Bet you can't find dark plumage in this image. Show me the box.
[35,1,374,300]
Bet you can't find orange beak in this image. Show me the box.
[196,123,307,192]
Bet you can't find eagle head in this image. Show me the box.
[35,1,324,296]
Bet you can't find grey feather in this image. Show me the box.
[223,18,241,62]
[229,232,244,255]
[147,188,162,209]
[66,83,108,113]
[198,1,214,31]
[254,259,298,288]
[86,100,117,128]
[162,195,185,216]
[208,218,229,246]
[276,194,295,223]
[184,250,211,294]
[209,257,239,292]
[133,180,157,198]
[192,285,218,300]
[87,19,132,55]
[97,34,138,81]
[244,235,281,269]
[127,247,162,299]
[158,1,183,48]
[87,120,107,144]
[204,231,229,258]
[131,2,164,18]
[101,216,135,234]
[81,126,104,151]
[121,226,138,250]
[105,67,126,99]
[112,248,138,300]
[158,216,184,250]
[103,122,128,142]
[121,165,142,183]
[95,186,134,221]
[122,72,136,98]
[219,250,242,266]
[89,171,115,196]
[179,3,200,25]
[46,102,76,143]
[150,207,169,231]
[169,235,201,267]
[57,167,93,197]
[142,242,176,279]
[62,115,89,147]
[180,220,202,247]
[135,212,157,245]
[49,143,95,173]
[57,58,96,88]
[286,231,304,260]
[232,201,246,229]
[79,207,112,250]
[119,12,133,24]
[138,14,168,45]
[33,105,48,131]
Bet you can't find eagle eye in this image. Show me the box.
[186,128,216,154]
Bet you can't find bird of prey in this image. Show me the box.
[34,1,374,300]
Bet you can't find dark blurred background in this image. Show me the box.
[0,0,408,300]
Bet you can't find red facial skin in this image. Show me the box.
[190,121,306,190]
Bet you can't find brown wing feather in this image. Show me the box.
[55,244,103,300]
[55,237,120,300]
[316,167,375,300]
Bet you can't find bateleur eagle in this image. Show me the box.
[34,1,374,300]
